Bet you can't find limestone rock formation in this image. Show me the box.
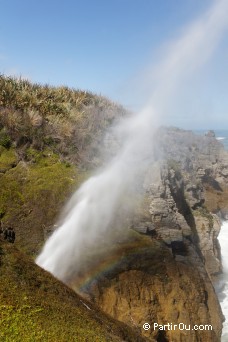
[1,76,227,341]
[79,128,228,341]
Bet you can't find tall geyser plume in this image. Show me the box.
[36,0,228,282]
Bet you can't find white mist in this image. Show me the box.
[218,221,228,341]
[36,0,228,287]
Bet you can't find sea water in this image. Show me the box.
[218,221,228,341]
[193,129,228,151]
[213,130,228,341]
[215,130,228,151]
[194,129,228,339]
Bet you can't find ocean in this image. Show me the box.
[193,129,228,340]
[218,222,228,341]
[215,130,228,151]
[193,129,228,151]
[208,129,228,341]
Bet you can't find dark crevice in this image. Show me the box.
[167,169,205,261]
[156,330,169,342]
[168,172,198,243]
[202,170,223,191]
[204,290,209,309]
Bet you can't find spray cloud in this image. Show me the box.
[36,0,228,282]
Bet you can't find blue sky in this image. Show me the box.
[1,0,228,129]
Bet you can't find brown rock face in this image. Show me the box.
[76,128,228,342]
[79,237,222,341]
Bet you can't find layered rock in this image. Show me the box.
[4,77,227,341]
[79,128,228,341]
[82,236,221,341]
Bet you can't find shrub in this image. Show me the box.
[0,129,11,148]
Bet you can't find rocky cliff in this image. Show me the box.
[1,76,228,341]
[76,127,228,342]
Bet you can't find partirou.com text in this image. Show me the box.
[143,322,213,331]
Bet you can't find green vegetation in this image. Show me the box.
[0,305,45,341]
[0,147,83,253]
[0,242,145,342]
[0,74,127,254]
[0,128,11,148]
[194,207,214,230]
[0,147,17,172]
[0,75,126,161]
[0,75,148,341]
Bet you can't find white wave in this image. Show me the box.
[218,221,228,340]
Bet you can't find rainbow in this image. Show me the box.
[66,240,152,294]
